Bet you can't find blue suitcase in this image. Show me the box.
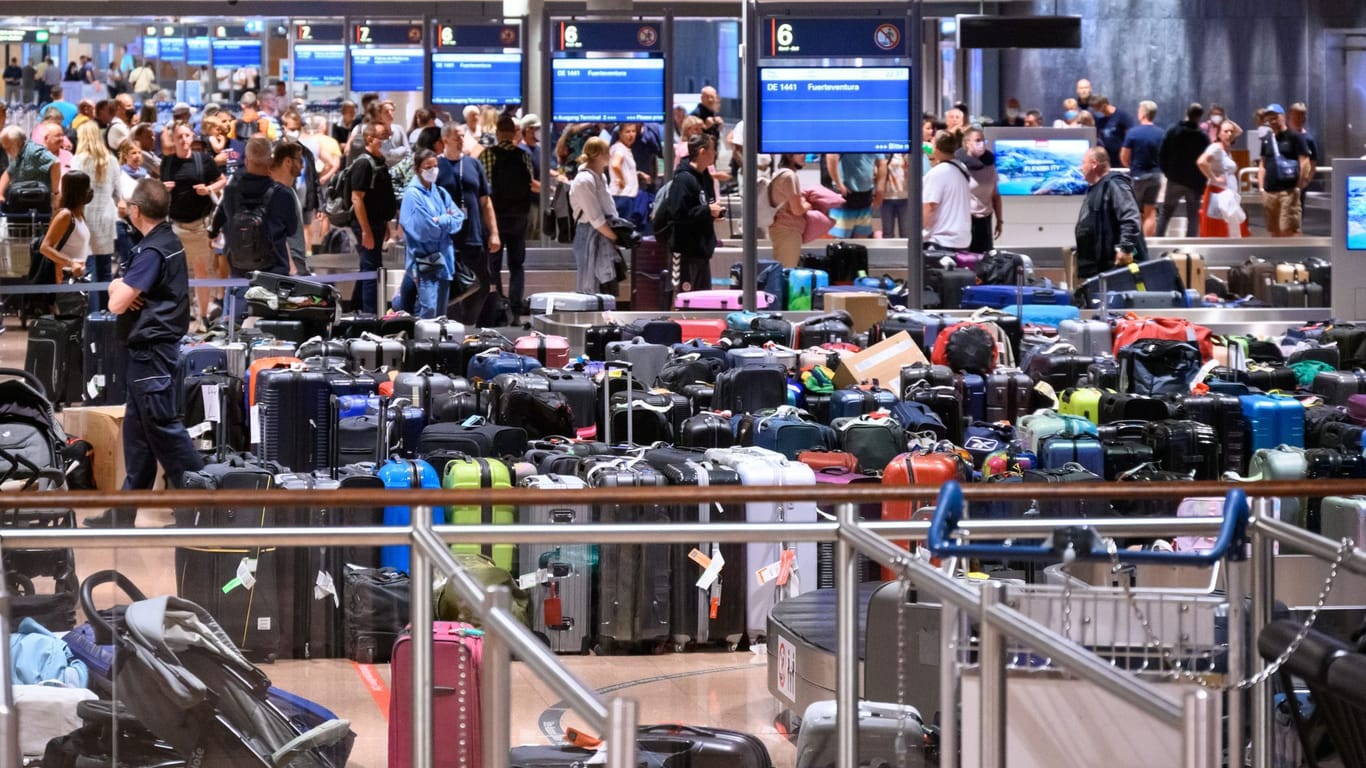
[1038,436,1105,476]
[465,349,540,380]
[1001,304,1081,326]
[785,268,830,311]
[1240,394,1305,452]
[1077,259,1183,306]
[829,385,898,420]
[377,457,442,572]
[960,284,1070,310]
[956,372,987,423]
[731,259,784,298]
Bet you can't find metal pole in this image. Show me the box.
[741,0,758,311]
[978,581,1008,768]
[835,502,860,768]
[1182,689,1217,768]
[410,506,435,768]
[906,0,924,308]
[0,577,20,768]
[605,696,639,768]
[1249,499,1274,768]
[938,597,959,768]
[1225,557,1245,768]
[483,585,512,768]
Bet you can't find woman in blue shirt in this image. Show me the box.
[399,149,465,318]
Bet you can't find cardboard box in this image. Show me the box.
[58,406,129,492]
[834,331,928,388]
[823,291,890,333]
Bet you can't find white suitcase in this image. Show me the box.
[704,447,818,640]
[1319,496,1366,544]
[795,699,928,768]
[528,292,616,315]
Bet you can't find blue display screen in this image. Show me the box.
[431,52,522,106]
[142,37,160,59]
[993,138,1091,195]
[212,39,261,68]
[294,44,345,86]
[1348,176,1366,251]
[551,57,664,123]
[159,37,185,61]
[186,38,210,66]
[758,67,910,154]
[349,47,424,92]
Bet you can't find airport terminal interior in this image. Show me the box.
[1,0,1366,766]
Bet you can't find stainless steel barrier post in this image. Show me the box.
[0,567,20,768]
[1182,689,1217,767]
[483,585,512,768]
[835,502,859,768]
[939,597,959,768]
[978,581,1008,768]
[1226,554,1246,768]
[606,696,639,768]
[411,507,435,768]
[1250,498,1275,768]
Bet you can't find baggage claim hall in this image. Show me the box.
[0,0,1365,766]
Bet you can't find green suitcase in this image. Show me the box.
[443,456,515,572]
[1058,387,1106,424]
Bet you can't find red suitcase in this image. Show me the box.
[881,451,967,579]
[514,333,571,369]
[674,317,728,345]
[389,621,483,768]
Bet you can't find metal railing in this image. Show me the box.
[0,480,1362,768]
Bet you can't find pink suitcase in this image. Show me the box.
[514,333,571,369]
[674,289,777,310]
[389,621,483,768]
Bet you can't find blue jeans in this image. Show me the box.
[350,222,385,315]
[414,270,450,320]
[881,199,908,238]
[88,253,112,313]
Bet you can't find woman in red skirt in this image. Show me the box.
[1197,120,1251,237]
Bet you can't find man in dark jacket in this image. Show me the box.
[1074,146,1147,281]
[667,133,724,292]
[1157,103,1208,237]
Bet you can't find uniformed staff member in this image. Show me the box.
[85,179,204,528]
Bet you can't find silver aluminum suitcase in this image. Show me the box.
[248,339,298,363]
[795,699,928,768]
[1319,496,1366,543]
[528,291,616,315]
[413,316,467,342]
[346,333,405,371]
[604,338,669,392]
[519,474,595,654]
[1057,318,1111,357]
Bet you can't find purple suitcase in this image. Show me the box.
[675,289,777,310]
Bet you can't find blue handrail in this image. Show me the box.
[927,481,1249,565]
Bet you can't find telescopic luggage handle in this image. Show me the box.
[926,481,1249,566]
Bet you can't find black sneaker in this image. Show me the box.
[83,509,136,528]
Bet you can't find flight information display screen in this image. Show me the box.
[551,57,664,123]
[211,39,261,68]
[159,37,185,61]
[349,47,424,92]
[758,66,910,154]
[431,52,522,105]
[186,37,210,66]
[293,44,345,86]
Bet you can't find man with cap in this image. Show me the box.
[1258,103,1312,237]
[519,114,545,240]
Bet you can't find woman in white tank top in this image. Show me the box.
[72,120,120,312]
[39,169,92,280]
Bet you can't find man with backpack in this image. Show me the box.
[659,133,724,293]
[210,137,297,316]
[482,114,538,318]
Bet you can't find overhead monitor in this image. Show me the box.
[983,127,1096,196]
[551,57,664,123]
[758,66,910,154]
[142,37,160,59]
[159,37,185,61]
[432,53,522,106]
[211,38,261,69]
[1347,174,1366,251]
[186,37,210,66]
[350,46,425,92]
[294,44,345,86]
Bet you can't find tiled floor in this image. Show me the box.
[70,503,798,768]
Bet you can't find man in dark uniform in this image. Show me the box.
[85,179,204,527]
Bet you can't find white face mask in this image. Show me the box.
[1210,115,1224,126]
[419,167,439,184]
[284,129,300,140]
[967,139,987,157]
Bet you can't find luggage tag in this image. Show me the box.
[543,582,563,627]
[690,547,726,591]
[222,557,258,593]
[315,570,340,607]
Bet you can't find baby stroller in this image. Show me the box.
[0,368,78,630]
[79,570,351,768]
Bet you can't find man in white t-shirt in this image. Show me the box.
[921,130,973,250]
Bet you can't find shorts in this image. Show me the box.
[1133,176,1161,207]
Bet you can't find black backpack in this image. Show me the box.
[488,145,533,214]
[222,183,278,273]
[324,155,376,227]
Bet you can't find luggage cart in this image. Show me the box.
[1,209,56,327]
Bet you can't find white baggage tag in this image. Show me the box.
[86,377,101,399]
[545,296,555,315]
[516,571,541,590]
[223,557,258,593]
[202,384,221,422]
[585,748,607,764]
[695,549,725,591]
[315,570,339,607]
[755,559,783,586]
[186,421,212,439]
[249,404,261,445]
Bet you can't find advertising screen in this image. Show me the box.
[349,47,424,92]
[159,37,185,61]
[211,39,261,68]
[992,138,1092,195]
[431,52,522,105]
[758,67,910,154]
[551,57,664,123]
[1348,175,1366,251]
[186,37,210,66]
[294,44,345,86]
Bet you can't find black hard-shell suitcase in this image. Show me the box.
[1142,420,1221,480]
[985,368,1032,424]
[182,370,247,456]
[712,364,786,414]
[255,367,332,473]
[1085,356,1120,389]
[678,412,736,449]
[1023,465,1107,517]
[81,310,126,405]
[586,461,672,652]
[907,385,964,444]
[25,314,83,406]
[1311,370,1366,405]
[1025,353,1094,391]
[815,241,868,284]
[1098,392,1179,424]
[176,456,290,662]
[1102,440,1156,480]
[585,324,630,361]
[536,367,598,437]
[404,338,464,374]
[1177,392,1249,473]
